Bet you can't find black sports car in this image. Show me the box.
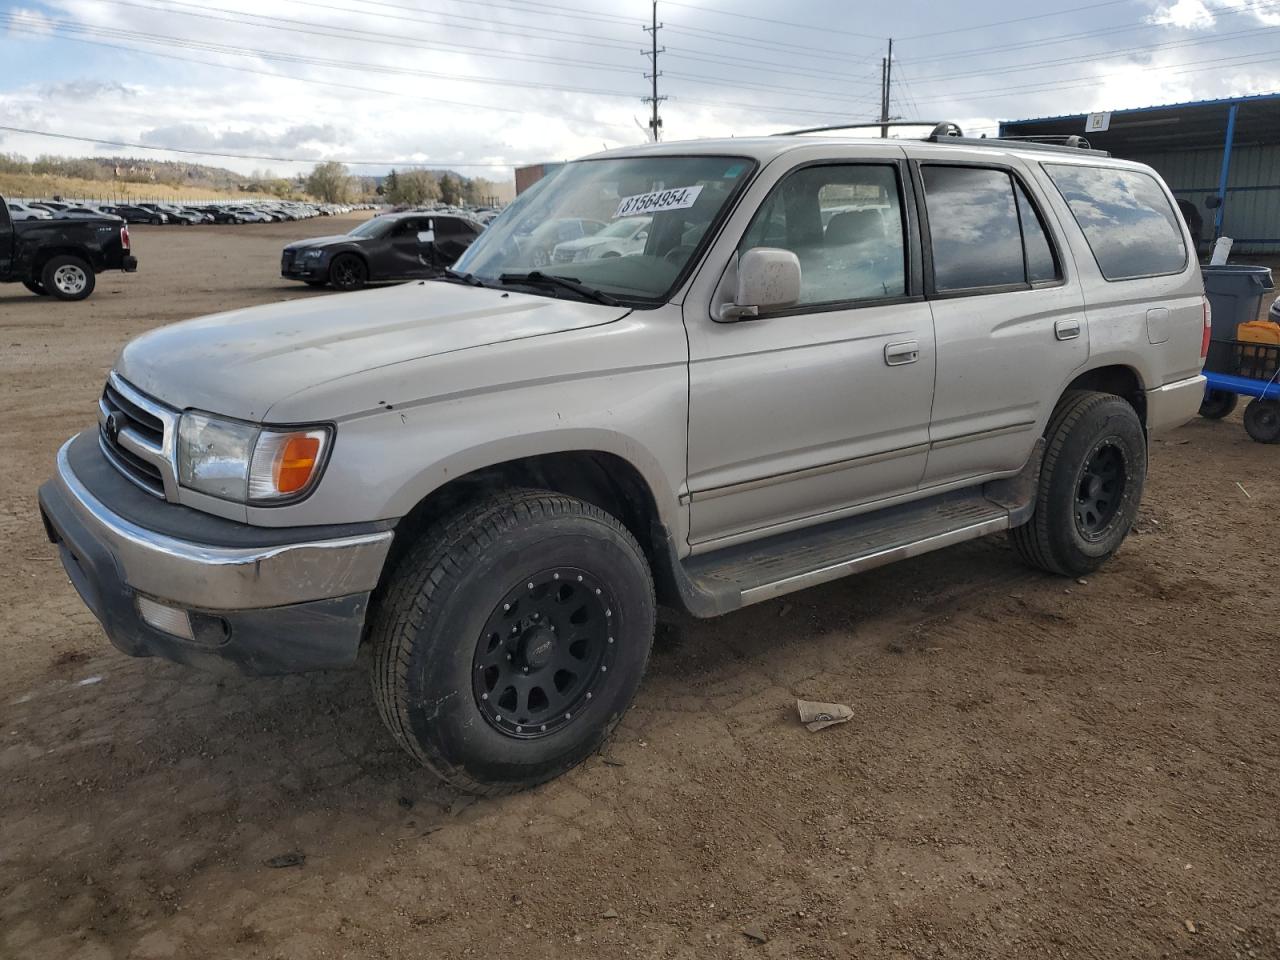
[281,212,483,291]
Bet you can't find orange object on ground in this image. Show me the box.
[1237,320,1280,379]
[1238,319,1280,343]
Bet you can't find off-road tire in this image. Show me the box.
[22,279,48,296]
[369,490,655,795]
[1011,391,1146,577]
[1198,389,1238,420]
[41,255,95,301]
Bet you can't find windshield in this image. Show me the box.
[453,155,755,301]
[348,217,391,239]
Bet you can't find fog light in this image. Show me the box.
[136,596,194,641]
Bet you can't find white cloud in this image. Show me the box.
[1148,0,1217,29]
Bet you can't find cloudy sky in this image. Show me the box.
[0,0,1277,183]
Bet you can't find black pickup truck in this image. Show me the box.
[1,194,138,300]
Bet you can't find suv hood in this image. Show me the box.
[117,281,631,421]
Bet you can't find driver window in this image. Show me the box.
[739,164,906,307]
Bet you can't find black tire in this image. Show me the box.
[329,254,368,291]
[41,255,95,301]
[369,490,655,795]
[1011,391,1147,577]
[22,279,48,296]
[1243,399,1280,443]
[1199,389,1238,420]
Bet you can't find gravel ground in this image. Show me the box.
[1,217,1278,960]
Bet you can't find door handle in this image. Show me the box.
[1054,319,1082,341]
[884,340,920,366]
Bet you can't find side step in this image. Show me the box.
[679,489,1014,616]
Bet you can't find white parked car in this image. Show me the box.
[7,201,53,221]
[552,215,651,264]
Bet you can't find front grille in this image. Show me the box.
[552,249,575,263]
[98,375,176,499]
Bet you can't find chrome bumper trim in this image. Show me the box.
[54,440,393,610]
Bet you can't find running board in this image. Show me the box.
[679,490,1013,615]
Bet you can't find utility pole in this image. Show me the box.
[642,1,666,142]
[879,37,894,138]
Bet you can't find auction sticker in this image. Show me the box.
[614,184,703,218]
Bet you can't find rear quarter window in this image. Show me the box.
[1044,164,1187,281]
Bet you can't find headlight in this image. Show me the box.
[178,412,331,504]
[300,249,325,260]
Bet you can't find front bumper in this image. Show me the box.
[1146,373,1208,434]
[282,255,326,280]
[38,432,395,675]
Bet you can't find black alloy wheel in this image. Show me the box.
[329,254,368,291]
[1074,441,1127,541]
[473,567,617,739]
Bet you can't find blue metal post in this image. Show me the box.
[1214,104,1238,239]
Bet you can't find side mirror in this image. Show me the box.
[719,247,802,321]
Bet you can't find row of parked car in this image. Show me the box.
[6,198,377,225]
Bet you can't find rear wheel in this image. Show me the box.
[41,255,95,301]
[369,490,655,795]
[1199,389,1238,420]
[329,254,367,291]
[22,279,48,296]
[1011,391,1146,577]
[1243,399,1280,443]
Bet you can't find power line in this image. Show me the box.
[663,23,881,62]
[0,12,644,96]
[899,0,1136,40]
[902,21,1280,86]
[902,0,1280,64]
[661,0,885,41]
[84,0,637,75]
[0,23,639,131]
[0,124,521,168]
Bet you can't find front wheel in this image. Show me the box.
[369,490,655,795]
[328,254,367,291]
[41,255,95,301]
[1011,391,1147,577]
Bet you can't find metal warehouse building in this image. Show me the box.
[1001,94,1280,254]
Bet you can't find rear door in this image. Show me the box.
[914,155,1088,485]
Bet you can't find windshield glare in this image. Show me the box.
[453,155,754,301]
[348,218,390,238]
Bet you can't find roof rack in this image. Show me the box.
[926,133,1110,156]
[774,120,956,137]
[774,121,1110,156]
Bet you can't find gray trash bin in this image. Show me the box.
[1202,264,1275,341]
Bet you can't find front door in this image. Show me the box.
[914,161,1088,485]
[685,161,937,547]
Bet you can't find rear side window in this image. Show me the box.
[921,166,1061,293]
[1044,164,1187,280]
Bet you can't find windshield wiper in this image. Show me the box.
[439,268,486,287]
[497,271,619,306]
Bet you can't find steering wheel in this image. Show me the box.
[663,246,693,266]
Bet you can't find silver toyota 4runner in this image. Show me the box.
[39,126,1208,794]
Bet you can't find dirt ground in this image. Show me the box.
[2,218,1278,960]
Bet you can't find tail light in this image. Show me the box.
[120,225,131,251]
[1201,296,1212,360]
